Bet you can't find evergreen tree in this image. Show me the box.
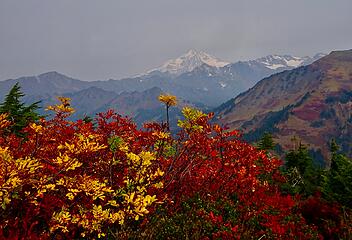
[257,132,275,151]
[0,83,40,136]
[330,138,340,154]
[283,143,323,196]
[329,139,341,172]
[285,143,313,174]
[323,140,352,207]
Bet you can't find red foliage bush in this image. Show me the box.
[1,99,347,239]
[300,193,351,239]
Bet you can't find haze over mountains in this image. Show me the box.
[0,49,324,111]
[216,49,352,162]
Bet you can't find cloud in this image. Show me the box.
[0,0,351,80]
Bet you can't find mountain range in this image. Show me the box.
[215,49,352,163]
[0,50,324,113]
[29,86,203,127]
[2,48,351,163]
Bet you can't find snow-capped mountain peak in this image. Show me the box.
[253,54,326,70]
[149,49,230,75]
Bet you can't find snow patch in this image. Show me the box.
[219,82,227,88]
[148,49,229,76]
[257,54,314,70]
[264,63,286,70]
[285,59,304,67]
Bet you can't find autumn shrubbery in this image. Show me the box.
[0,96,351,239]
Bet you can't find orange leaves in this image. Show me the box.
[0,114,11,131]
[158,94,177,107]
[0,102,167,239]
[46,97,75,115]
[0,96,322,239]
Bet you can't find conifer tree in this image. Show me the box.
[283,143,323,196]
[323,140,352,206]
[285,143,313,174]
[257,132,275,151]
[0,82,40,136]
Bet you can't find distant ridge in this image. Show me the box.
[0,51,326,116]
[215,49,352,163]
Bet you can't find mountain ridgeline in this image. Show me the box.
[215,49,352,162]
[0,49,330,142]
[0,50,323,110]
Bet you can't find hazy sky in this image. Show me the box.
[1,0,351,81]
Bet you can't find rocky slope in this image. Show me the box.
[215,49,352,163]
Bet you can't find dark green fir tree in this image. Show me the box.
[322,139,352,207]
[283,142,323,196]
[0,83,41,136]
[257,132,275,151]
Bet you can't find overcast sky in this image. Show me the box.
[0,0,351,81]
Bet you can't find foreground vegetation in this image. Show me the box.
[0,86,351,239]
